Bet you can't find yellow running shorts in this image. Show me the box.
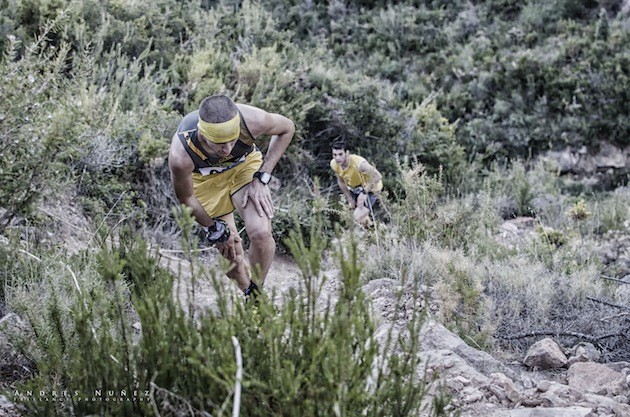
[192,150,263,218]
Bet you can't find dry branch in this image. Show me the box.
[498,330,629,345]
[498,330,600,343]
[586,296,630,311]
[600,275,630,285]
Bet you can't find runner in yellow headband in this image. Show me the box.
[169,94,295,301]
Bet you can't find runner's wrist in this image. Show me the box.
[253,170,272,185]
[205,218,230,244]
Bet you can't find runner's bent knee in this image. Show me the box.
[354,207,369,221]
[247,225,273,245]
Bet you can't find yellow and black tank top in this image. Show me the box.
[330,154,383,193]
[176,109,258,175]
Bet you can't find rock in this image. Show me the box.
[566,343,601,365]
[536,380,552,392]
[540,391,570,408]
[520,373,535,390]
[0,313,17,326]
[453,375,471,386]
[544,143,629,175]
[603,361,630,374]
[567,362,626,396]
[614,394,628,404]
[500,221,519,234]
[523,338,568,370]
[537,382,585,407]
[420,319,512,377]
[499,217,535,234]
[0,394,21,417]
[487,406,594,417]
[446,377,465,392]
[419,349,491,388]
[363,277,398,295]
[487,384,509,404]
[364,278,400,322]
[490,372,522,403]
[461,386,484,403]
[540,142,630,190]
[497,217,537,249]
[591,143,627,170]
[583,391,630,415]
[545,147,579,173]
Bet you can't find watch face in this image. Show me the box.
[255,171,272,184]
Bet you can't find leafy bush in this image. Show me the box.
[3,0,628,175]
[588,188,630,234]
[0,22,78,230]
[3,211,446,416]
[390,159,500,254]
[482,159,565,220]
[402,96,466,186]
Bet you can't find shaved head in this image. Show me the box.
[199,94,238,123]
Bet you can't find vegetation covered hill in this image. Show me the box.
[0,0,629,416]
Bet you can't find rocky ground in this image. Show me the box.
[163,248,630,417]
[2,248,630,417]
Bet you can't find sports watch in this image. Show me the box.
[253,171,272,185]
[205,219,230,245]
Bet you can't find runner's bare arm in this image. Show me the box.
[239,105,295,174]
[337,175,356,207]
[169,134,214,227]
[237,105,295,218]
[359,160,382,193]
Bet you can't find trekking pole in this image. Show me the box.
[367,196,381,253]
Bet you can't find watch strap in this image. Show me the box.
[253,171,271,185]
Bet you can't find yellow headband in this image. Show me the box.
[197,113,240,144]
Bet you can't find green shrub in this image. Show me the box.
[390,159,500,255]
[4,210,446,416]
[589,189,630,234]
[402,96,466,186]
[3,0,628,180]
[365,241,495,351]
[3,0,630,378]
[482,159,564,219]
[0,21,78,230]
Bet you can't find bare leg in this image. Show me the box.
[232,185,275,284]
[354,206,371,225]
[216,213,251,291]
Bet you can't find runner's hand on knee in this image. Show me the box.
[243,181,274,218]
[216,241,234,260]
[216,232,240,260]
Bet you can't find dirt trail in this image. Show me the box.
[159,249,324,314]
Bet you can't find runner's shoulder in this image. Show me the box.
[169,137,194,173]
